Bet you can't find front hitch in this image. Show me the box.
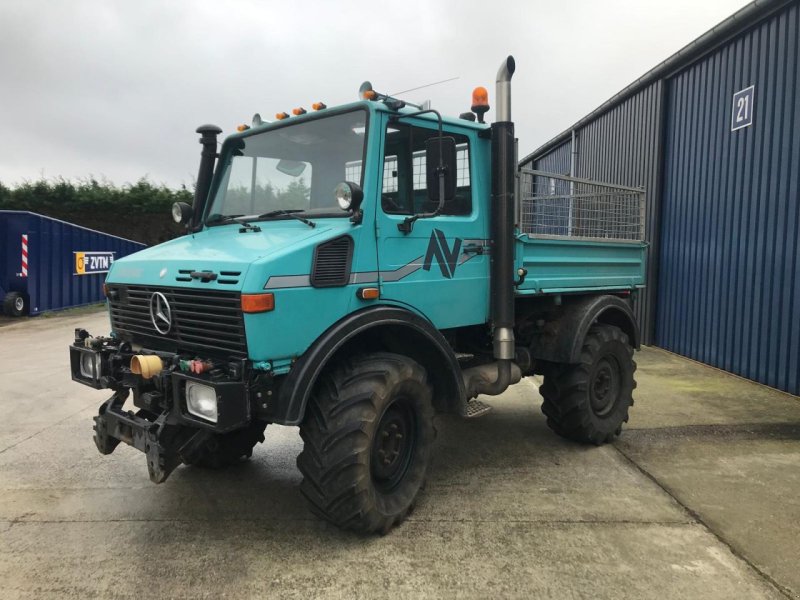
[93,391,213,483]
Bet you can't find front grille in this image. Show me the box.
[109,285,247,358]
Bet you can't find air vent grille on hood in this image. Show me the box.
[311,236,353,288]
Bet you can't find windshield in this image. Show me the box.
[206,110,367,222]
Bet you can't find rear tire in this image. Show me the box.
[3,292,27,317]
[540,325,635,445]
[297,353,435,534]
[186,420,267,469]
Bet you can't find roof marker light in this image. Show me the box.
[275,112,290,120]
[292,107,307,116]
[312,102,327,111]
[236,124,250,132]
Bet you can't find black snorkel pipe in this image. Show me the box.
[191,124,223,231]
[467,55,517,398]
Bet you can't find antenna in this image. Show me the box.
[389,76,460,97]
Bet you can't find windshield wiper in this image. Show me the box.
[256,209,316,228]
[206,214,262,233]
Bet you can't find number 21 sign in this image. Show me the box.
[731,85,755,131]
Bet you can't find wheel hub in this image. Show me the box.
[14,297,24,312]
[371,400,415,492]
[590,357,620,416]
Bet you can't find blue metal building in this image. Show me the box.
[521,0,800,395]
[0,211,145,316]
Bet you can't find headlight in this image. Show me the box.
[333,181,363,211]
[186,382,218,423]
[80,353,102,379]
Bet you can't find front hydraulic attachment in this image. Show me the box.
[93,391,213,483]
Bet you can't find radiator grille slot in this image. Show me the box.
[311,236,354,288]
[108,285,247,358]
[174,269,241,285]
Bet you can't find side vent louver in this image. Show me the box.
[311,236,354,288]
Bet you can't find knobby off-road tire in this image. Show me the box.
[187,420,267,469]
[297,353,435,534]
[540,324,636,445]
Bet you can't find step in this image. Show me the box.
[465,399,493,418]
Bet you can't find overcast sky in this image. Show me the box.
[0,0,749,189]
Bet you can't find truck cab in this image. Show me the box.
[71,57,646,534]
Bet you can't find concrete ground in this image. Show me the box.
[1,309,799,599]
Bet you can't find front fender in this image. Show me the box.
[271,305,466,425]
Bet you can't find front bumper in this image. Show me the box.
[70,328,270,482]
[93,391,213,482]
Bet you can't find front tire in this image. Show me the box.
[540,325,635,445]
[297,353,434,534]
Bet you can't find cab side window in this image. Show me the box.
[382,124,471,216]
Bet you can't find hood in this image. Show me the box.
[107,220,338,290]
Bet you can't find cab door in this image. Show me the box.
[376,118,490,329]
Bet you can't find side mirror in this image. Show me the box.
[425,136,457,204]
[172,202,193,225]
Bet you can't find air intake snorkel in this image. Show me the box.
[191,124,222,231]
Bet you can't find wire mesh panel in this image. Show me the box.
[518,169,645,242]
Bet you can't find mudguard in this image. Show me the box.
[528,294,640,365]
[272,305,467,425]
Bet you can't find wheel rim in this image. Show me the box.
[370,398,416,493]
[590,356,621,417]
[14,297,24,312]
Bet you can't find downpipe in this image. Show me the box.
[471,55,518,399]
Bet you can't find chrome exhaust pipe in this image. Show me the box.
[495,55,515,123]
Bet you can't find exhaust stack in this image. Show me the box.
[490,55,516,362]
[468,55,517,399]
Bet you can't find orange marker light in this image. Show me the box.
[275,112,289,120]
[292,107,307,116]
[357,287,380,300]
[236,124,250,132]
[241,293,275,313]
[363,90,377,100]
[312,102,327,111]
[471,86,489,109]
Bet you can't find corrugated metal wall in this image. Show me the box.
[524,84,664,344]
[657,1,800,394]
[521,0,799,394]
[573,81,664,345]
[532,141,571,174]
[0,211,145,315]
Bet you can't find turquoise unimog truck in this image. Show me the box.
[70,57,646,533]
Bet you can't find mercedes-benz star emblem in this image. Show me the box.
[149,292,172,335]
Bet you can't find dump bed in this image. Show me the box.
[514,170,646,296]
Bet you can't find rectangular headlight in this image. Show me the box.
[80,352,102,380]
[186,381,218,423]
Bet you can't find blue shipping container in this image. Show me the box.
[0,211,146,316]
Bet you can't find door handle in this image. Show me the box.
[463,243,488,255]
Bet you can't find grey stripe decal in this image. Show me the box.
[264,274,311,290]
[264,240,488,290]
[379,256,424,282]
[349,271,379,284]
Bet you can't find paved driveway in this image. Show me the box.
[1,309,798,598]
